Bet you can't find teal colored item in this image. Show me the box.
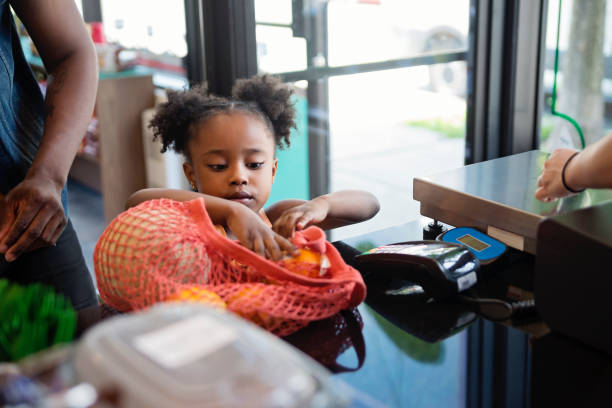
[267,93,310,205]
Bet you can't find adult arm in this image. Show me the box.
[0,0,98,261]
[269,190,380,237]
[535,134,612,201]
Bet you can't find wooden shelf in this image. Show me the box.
[70,153,101,192]
[76,151,100,164]
[69,75,155,223]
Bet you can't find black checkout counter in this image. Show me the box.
[328,150,612,407]
[331,205,612,408]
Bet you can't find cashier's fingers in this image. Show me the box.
[0,206,37,253]
[535,187,553,202]
[4,206,57,261]
[49,216,68,246]
[40,213,67,246]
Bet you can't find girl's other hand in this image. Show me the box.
[272,198,329,238]
[226,204,298,261]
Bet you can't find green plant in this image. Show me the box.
[405,117,465,139]
[540,115,554,145]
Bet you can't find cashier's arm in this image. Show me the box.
[536,134,612,201]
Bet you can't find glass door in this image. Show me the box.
[539,0,612,151]
[255,0,471,240]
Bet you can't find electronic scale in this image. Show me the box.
[413,150,612,254]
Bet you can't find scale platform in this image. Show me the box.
[413,150,612,254]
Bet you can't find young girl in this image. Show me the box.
[127,75,379,261]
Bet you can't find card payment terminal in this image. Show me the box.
[438,227,506,265]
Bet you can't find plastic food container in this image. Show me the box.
[73,303,355,408]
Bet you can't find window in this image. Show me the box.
[99,0,188,89]
[540,0,612,151]
[255,0,470,240]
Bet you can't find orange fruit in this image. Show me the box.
[225,286,277,327]
[165,286,226,309]
[281,249,330,278]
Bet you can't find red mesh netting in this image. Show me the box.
[94,198,366,336]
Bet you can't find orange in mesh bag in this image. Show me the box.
[94,198,366,336]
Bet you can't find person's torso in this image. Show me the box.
[0,1,46,194]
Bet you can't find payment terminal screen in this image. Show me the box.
[457,234,490,252]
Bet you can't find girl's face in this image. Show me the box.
[183,112,277,213]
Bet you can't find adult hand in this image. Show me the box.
[226,204,298,261]
[0,176,66,262]
[272,197,329,238]
[535,148,580,202]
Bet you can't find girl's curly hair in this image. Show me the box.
[149,75,296,158]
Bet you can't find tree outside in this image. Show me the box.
[556,0,607,147]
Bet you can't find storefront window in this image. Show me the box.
[540,0,612,151]
[255,0,470,241]
[99,0,188,89]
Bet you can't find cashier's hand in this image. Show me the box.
[535,148,579,202]
[0,175,67,262]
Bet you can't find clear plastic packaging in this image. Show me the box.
[73,303,356,408]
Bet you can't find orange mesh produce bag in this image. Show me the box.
[94,198,366,336]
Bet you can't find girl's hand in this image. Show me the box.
[226,204,298,261]
[272,197,330,238]
[535,149,580,202]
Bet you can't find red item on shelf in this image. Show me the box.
[90,22,106,44]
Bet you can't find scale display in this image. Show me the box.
[439,227,506,264]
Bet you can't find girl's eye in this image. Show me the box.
[208,164,227,171]
[247,162,264,169]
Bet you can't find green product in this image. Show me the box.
[0,279,76,362]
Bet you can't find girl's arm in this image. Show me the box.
[127,188,243,226]
[269,190,380,237]
[127,188,297,259]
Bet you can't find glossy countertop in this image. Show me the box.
[415,150,612,217]
[331,218,611,407]
[76,217,612,407]
[413,150,612,253]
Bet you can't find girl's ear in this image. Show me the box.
[272,158,278,181]
[183,162,198,191]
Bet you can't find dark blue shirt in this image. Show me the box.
[0,1,68,212]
